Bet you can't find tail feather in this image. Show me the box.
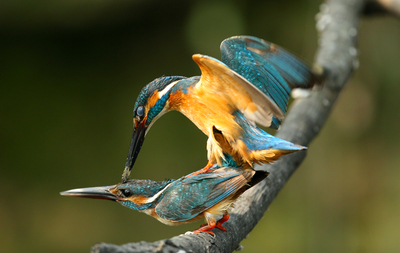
[248,170,269,188]
[212,115,306,167]
[235,110,305,152]
[232,170,269,199]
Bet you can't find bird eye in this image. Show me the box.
[121,189,132,197]
[136,106,144,117]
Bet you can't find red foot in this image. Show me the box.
[191,214,230,235]
[186,161,214,178]
[215,214,229,233]
[192,224,216,236]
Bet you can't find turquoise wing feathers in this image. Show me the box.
[155,167,246,221]
[220,35,316,128]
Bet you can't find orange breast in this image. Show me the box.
[169,87,242,139]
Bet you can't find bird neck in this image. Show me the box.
[168,76,218,135]
[167,76,199,110]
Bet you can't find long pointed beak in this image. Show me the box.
[60,185,118,201]
[122,120,147,182]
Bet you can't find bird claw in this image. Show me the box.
[215,213,229,234]
[215,223,227,233]
[190,213,230,236]
[191,226,215,236]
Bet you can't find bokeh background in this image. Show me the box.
[1,0,400,252]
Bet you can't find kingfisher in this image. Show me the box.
[122,35,317,181]
[61,164,268,235]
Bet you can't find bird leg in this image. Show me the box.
[192,213,230,235]
[215,213,229,233]
[192,222,216,235]
[185,161,214,178]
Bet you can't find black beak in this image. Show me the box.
[60,185,118,201]
[122,120,147,182]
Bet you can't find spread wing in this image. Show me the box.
[220,36,317,128]
[192,54,284,128]
[155,167,253,221]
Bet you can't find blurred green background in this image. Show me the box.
[1,0,400,252]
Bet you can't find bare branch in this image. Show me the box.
[91,0,365,252]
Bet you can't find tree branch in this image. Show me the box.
[91,0,365,252]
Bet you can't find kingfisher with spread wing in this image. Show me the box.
[122,36,317,181]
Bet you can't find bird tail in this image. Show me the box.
[230,170,269,201]
[248,170,269,188]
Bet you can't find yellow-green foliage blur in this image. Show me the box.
[1,0,400,252]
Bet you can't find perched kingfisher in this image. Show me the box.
[61,164,268,235]
[122,35,317,181]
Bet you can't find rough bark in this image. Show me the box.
[92,0,366,252]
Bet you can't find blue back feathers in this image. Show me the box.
[155,167,245,221]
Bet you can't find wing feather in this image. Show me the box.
[155,167,252,221]
[220,35,316,128]
[193,54,284,127]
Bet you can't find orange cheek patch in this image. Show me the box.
[147,91,159,111]
[127,195,148,204]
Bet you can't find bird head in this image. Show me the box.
[123,76,186,181]
[61,179,174,211]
